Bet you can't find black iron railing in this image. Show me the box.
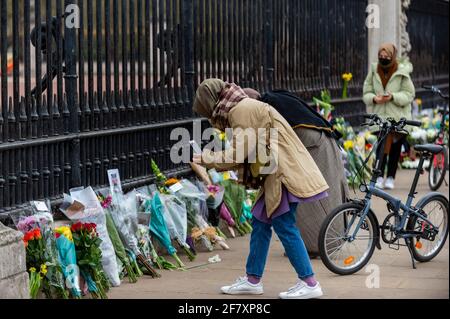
[408,0,449,108]
[0,0,448,219]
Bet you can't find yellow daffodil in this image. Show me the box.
[344,140,354,151]
[415,98,422,106]
[40,264,48,275]
[29,267,36,273]
[342,73,353,82]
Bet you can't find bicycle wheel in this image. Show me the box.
[408,195,449,262]
[428,147,448,191]
[319,202,378,275]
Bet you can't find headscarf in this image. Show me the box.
[377,43,398,88]
[193,79,248,131]
[193,78,226,119]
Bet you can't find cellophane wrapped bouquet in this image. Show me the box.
[67,187,121,288]
[105,183,160,278]
[13,202,68,299]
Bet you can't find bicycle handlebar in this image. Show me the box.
[362,114,422,129]
[422,84,449,100]
[404,120,422,127]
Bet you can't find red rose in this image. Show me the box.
[71,222,82,233]
[23,230,35,242]
[33,228,42,239]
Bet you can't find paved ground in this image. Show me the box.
[108,169,449,299]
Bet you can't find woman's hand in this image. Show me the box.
[373,93,393,104]
[192,154,203,165]
[373,96,384,104]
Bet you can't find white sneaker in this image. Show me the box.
[279,280,323,299]
[384,177,395,190]
[375,177,384,189]
[220,276,264,295]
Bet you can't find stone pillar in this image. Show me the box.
[367,0,403,69]
[399,0,412,58]
[0,222,30,299]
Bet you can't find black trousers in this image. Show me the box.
[377,135,406,179]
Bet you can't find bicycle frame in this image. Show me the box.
[345,126,439,242]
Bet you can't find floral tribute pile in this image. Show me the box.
[10,159,257,299]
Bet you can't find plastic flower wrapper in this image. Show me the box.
[173,179,208,231]
[98,187,140,283]
[159,193,196,261]
[219,203,236,238]
[136,224,176,271]
[12,205,68,299]
[220,179,252,235]
[105,186,160,278]
[104,209,138,283]
[67,187,121,287]
[55,226,82,298]
[194,214,230,250]
[145,192,185,269]
[205,185,225,210]
[241,200,253,223]
[172,179,216,250]
[21,228,66,299]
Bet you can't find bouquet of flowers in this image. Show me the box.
[206,185,225,210]
[192,214,230,250]
[66,187,121,287]
[151,159,170,194]
[145,192,185,269]
[14,204,68,299]
[54,226,82,298]
[71,222,109,299]
[104,185,160,278]
[342,133,374,186]
[159,193,196,261]
[219,203,236,238]
[102,198,138,283]
[172,179,217,251]
[22,227,67,299]
[98,190,139,282]
[136,224,177,270]
[313,90,334,122]
[220,179,252,235]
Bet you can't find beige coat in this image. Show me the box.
[202,98,329,217]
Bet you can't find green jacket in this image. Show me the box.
[363,59,415,124]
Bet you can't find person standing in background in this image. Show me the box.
[363,43,415,190]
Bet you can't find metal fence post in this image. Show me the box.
[264,0,274,91]
[182,0,195,115]
[64,0,81,187]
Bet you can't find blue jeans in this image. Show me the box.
[246,203,314,279]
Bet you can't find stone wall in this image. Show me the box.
[0,222,29,299]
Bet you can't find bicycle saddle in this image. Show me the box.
[414,144,444,154]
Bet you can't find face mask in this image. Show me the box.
[379,58,392,66]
